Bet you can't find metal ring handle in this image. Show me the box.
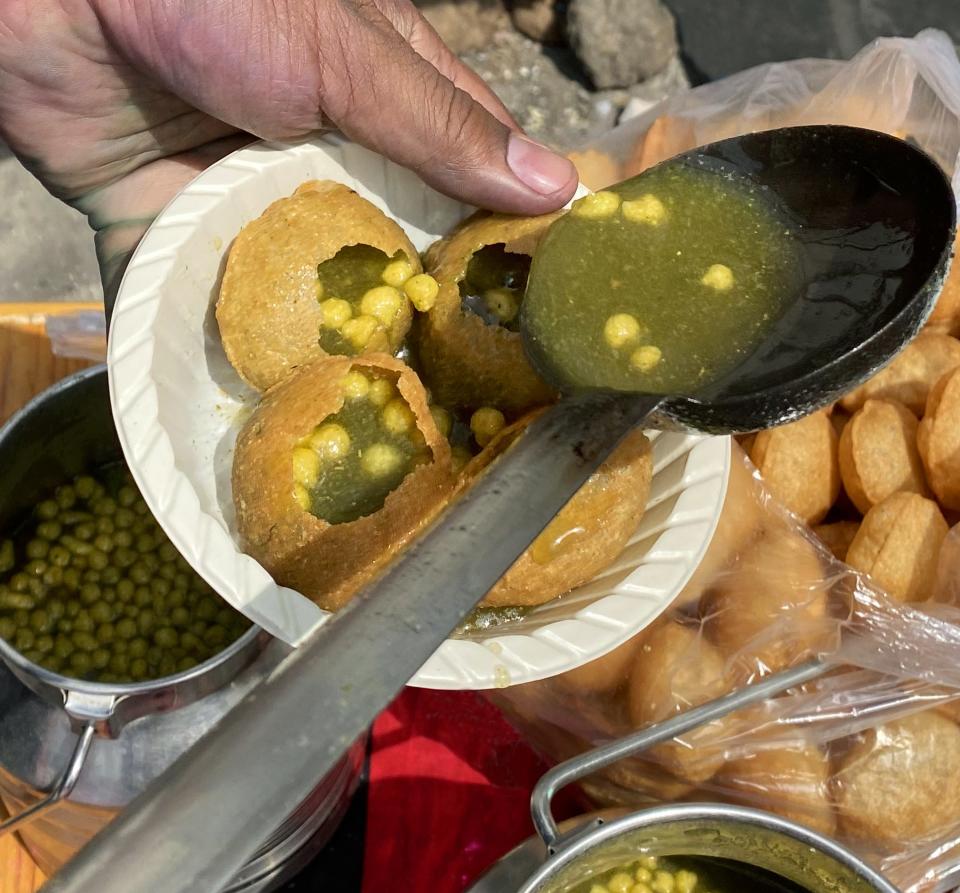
[531,658,829,850]
[0,723,95,838]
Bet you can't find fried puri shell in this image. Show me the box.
[713,741,836,837]
[558,634,644,694]
[918,367,960,510]
[460,414,652,607]
[417,210,562,414]
[233,354,453,611]
[845,492,948,602]
[838,399,930,514]
[839,332,960,417]
[702,526,834,676]
[834,711,960,845]
[813,521,860,563]
[626,618,733,783]
[748,410,840,525]
[217,181,419,391]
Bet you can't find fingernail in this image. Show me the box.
[506,133,576,195]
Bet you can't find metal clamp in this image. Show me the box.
[530,658,829,851]
[0,723,95,837]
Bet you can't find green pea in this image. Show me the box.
[0,540,13,574]
[55,486,76,510]
[134,500,149,516]
[62,568,80,589]
[82,569,99,584]
[133,586,152,607]
[0,617,15,640]
[130,563,150,585]
[115,509,135,530]
[0,591,35,611]
[138,611,157,637]
[128,637,148,658]
[72,556,89,571]
[113,638,128,655]
[74,631,97,652]
[42,566,64,587]
[169,607,190,628]
[101,566,120,586]
[96,517,114,536]
[49,546,71,568]
[91,648,111,670]
[116,486,136,508]
[93,534,113,554]
[54,637,75,660]
[188,620,207,639]
[90,601,114,624]
[62,536,92,556]
[74,476,96,500]
[114,530,134,549]
[158,543,177,562]
[35,634,54,654]
[117,579,135,601]
[203,625,227,648]
[158,656,176,678]
[146,645,162,665]
[70,652,92,676]
[216,608,238,627]
[36,521,62,541]
[123,604,137,618]
[116,617,137,640]
[24,559,47,578]
[62,510,94,527]
[89,550,109,571]
[24,539,47,561]
[74,522,96,542]
[150,578,170,597]
[47,598,65,621]
[114,547,136,569]
[196,600,217,622]
[36,500,59,521]
[159,564,177,583]
[127,657,148,679]
[30,609,51,634]
[59,618,74,634]
[154,627,178,649]
[96,623,115,644]
[102,586,117,603]
[93,498,117,517]
[14,628,35,652]
[109,653,129,675]
[41,654,63,674]
[74,612,94,634]
[142,553,159,572]
[80,583,100,605]
[9,574,30,594]
[26,579,45,599]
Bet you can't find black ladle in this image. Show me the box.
[522,124,956,433]
[45,125,958,893]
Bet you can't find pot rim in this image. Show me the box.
[519,802,899,893]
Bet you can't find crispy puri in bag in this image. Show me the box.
[813,520,860,563]
[417,210,562,414]
[748,410,840,525]
[838,398,930,513]
[460,414,653,608]
[839,332,960,416]
[712,741,836,836]
[845,492,948,602]
[218,181,419,391]
[834,711,960,846]
[917,367,960,510]
[626,618,733,783]
[233,354,454,611]
[701,526,836,676]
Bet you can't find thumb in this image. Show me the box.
[318,11,578,214]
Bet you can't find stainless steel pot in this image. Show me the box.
[468,661,899,893]
[0,366,365,890]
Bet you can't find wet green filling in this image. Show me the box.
[459,243,531,332]
[456,604,533,635]
[316,245,404,356]
[306,388,428,524]
[523,162,803,394]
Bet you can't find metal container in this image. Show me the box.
[0,367,365,890]
[469,662,899,893]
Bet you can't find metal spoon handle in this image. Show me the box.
[43,389,662,893]
[531,658,829,850]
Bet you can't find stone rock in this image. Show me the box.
[598,54,691,121]
[566,0,678,89]
[460,31,617,149]
[510,0,566,44]
[412,0,512,56]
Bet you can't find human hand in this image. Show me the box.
[0,0,578,305]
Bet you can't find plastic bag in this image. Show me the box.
[490,32,960,893]
[45,309,107,362]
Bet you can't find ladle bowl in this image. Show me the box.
[522,125,957,433]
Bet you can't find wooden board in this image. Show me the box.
[0,301,100,893]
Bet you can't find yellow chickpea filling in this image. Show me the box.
[603,313,643,349]
[622,194,666,225]
[429,405,453,438]
[700,263,735,291]
[484,287,520,324]
[571,190,621,219]
[459,243,532,332]
[576,855,751,893]
[316,245,414,356]
[470,407,506,448]
[404,273,440,312]
[630,345,663,373]
[290,370,430,524]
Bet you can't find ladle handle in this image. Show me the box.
[531,658,829,850]
[0,723,95,838]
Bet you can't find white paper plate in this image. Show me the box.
[107,134,731,689]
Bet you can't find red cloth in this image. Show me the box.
[361,688,582,893]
